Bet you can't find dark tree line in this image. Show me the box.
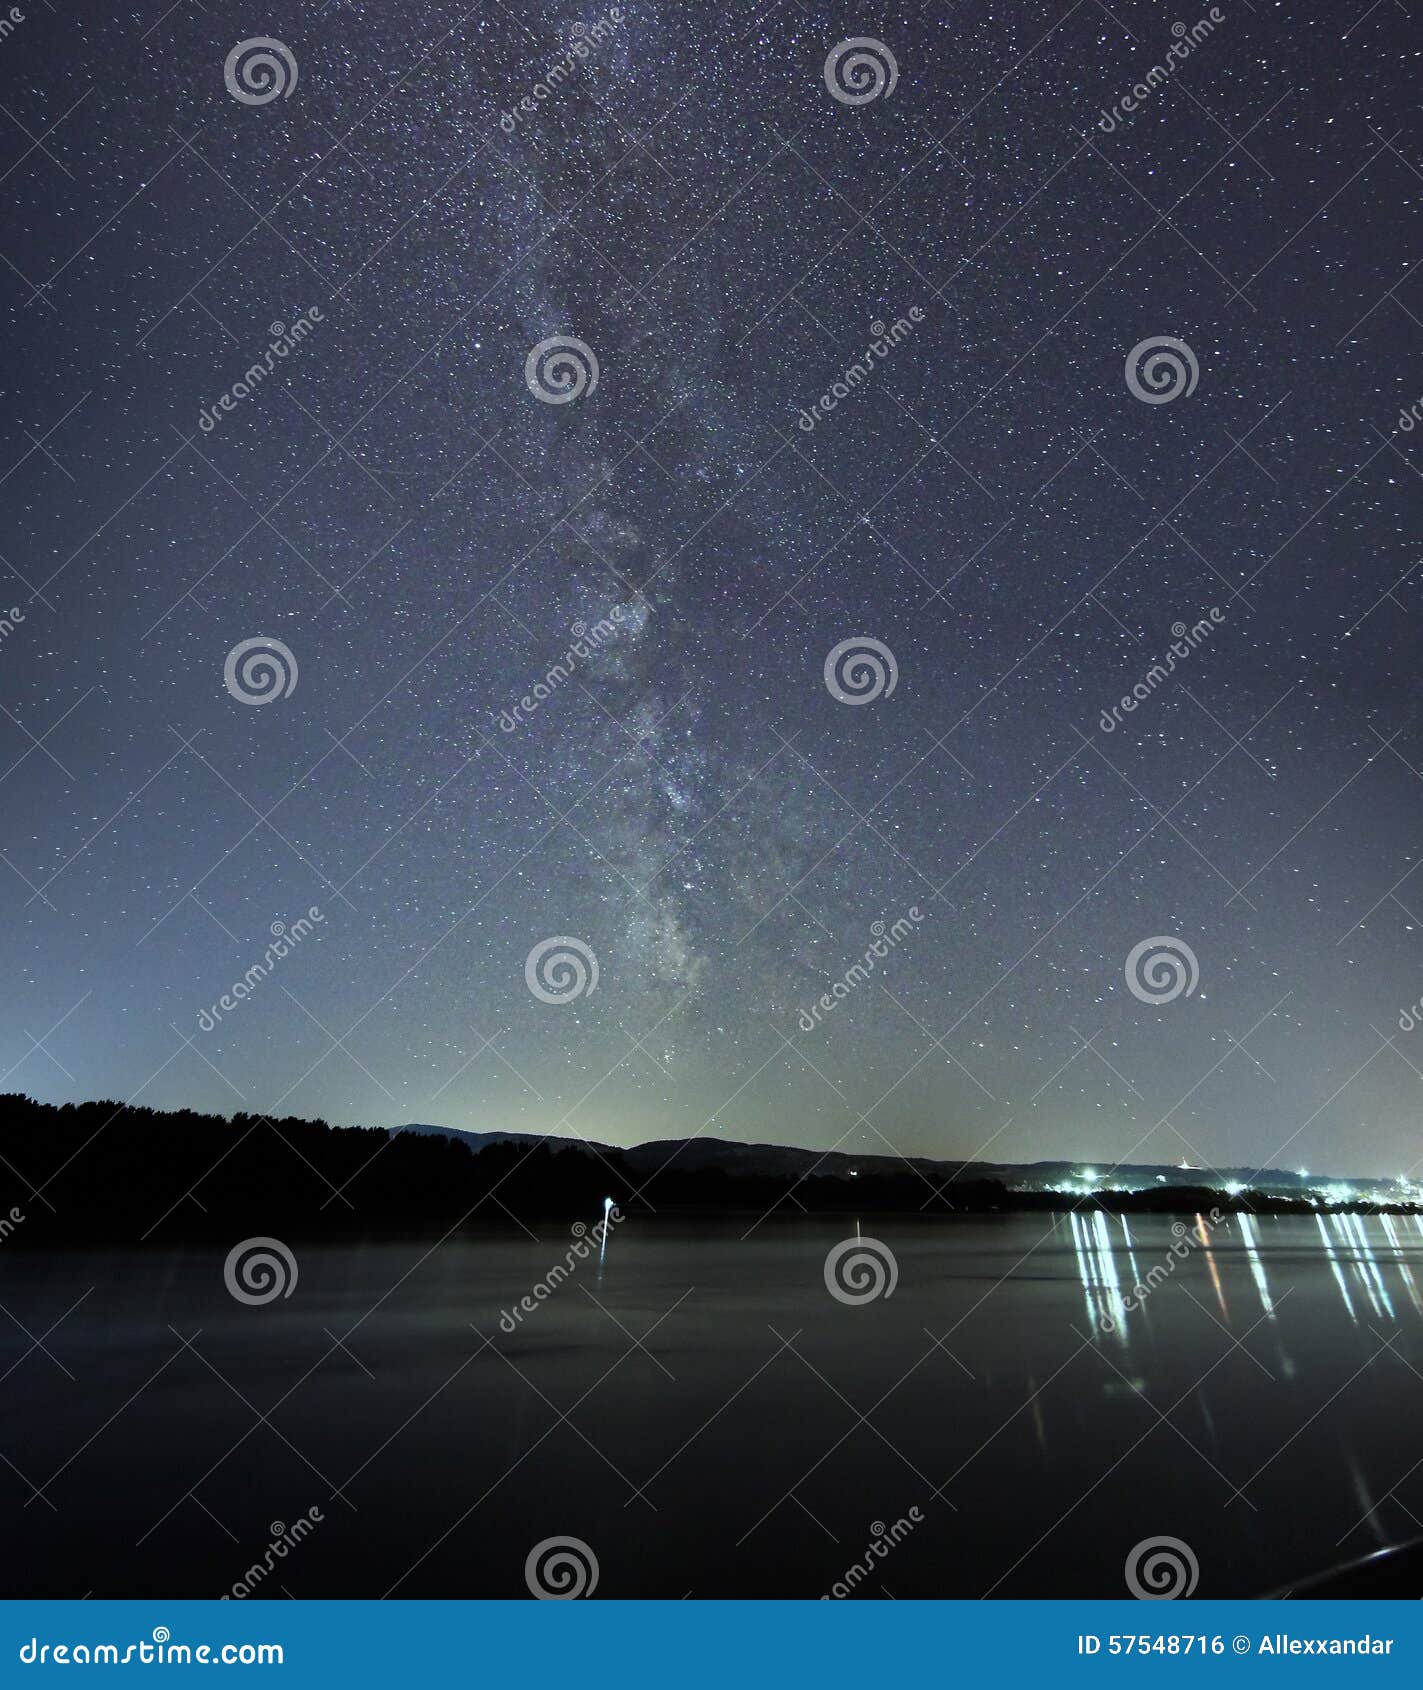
[0,1093,1404,1246]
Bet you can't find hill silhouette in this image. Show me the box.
[0,1093,1412,1244]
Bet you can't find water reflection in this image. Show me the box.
[1237,1213,1275,1318]
[1074,1206,1423,1341]
[1070,1210,1126,1341]
[1196,1211,1228,1323]
[1056,1208,1423,1586]
[8,1219,1423,1598]
[1119,1214,1144,1315]
[1346,1213,1394,1320]
[1076,1209,1239,1342]
[1381,1216,1423,1315]
[1315,1211,1358,1323]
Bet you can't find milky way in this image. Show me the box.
[3,0,1423,1176]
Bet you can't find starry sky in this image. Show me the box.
[3,0,1423,1178]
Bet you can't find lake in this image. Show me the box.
[1,1210,1419,1598]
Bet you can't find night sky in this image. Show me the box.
[3,0,1422,1178]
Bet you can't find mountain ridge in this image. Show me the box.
[393,1122,1374,1198]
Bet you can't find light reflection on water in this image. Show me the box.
[4,1213,1423,1598]
[1081,1208,1423,1351]
[1237,1213,1274,1317]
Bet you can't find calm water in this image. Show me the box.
[1,1211,1421,1598]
